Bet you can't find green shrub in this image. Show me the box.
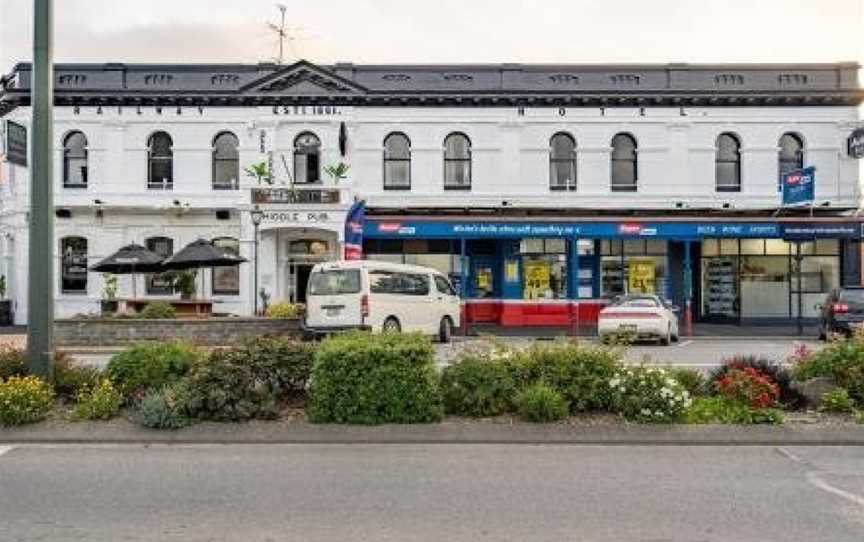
[308,331,442,424]
[265,302,302,319]
[441,357,516,417]
[819,388,856,414]
[515,383,569,423]
[793,338,864,404]
[857,410,864,424]
[188,337,315,422]
[711,355,805,408]
[0,347,27,380]
[138,301,176,319]
[106,342,202,399]
[609,366,691,423]
[52,353,101,398]
[72,378,122,421]
[684,396,783,425]
[134,380,196,429]
[0,376,55,426]
[670,368,708,397]
[510,342,622,412]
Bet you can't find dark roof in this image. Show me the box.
[1,59,861,115]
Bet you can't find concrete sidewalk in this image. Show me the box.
[2,418,863,446]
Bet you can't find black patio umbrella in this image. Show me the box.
[90,243,165,299]
[160,239,248,299]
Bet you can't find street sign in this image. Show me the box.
[5,120,27,167]
[781,166,815,206]
[848,128,864,159]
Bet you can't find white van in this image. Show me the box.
[303,260,462,342]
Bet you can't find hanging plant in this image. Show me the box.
[324,162,350,183]
[244,161,272,185]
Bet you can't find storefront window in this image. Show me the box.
[519,239,567,300]
[740,256,789,317]
[146,237,173,295]
[601,240,667,298]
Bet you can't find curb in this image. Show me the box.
[2,421,863,446]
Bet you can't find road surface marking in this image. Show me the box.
[0,446,15,459]
[676,340,694,348]
[777,447,864,509]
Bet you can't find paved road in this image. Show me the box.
[0,444,862,542]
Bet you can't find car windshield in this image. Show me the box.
[839,289,864,303]
[308,269,362,296]
[614,296,659,308]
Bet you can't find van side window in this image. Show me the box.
[369,271,430,296]
[435,276,456,296]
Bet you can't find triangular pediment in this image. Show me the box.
[241,60,368,95]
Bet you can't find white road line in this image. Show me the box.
[0,446,15,458]
[777,447,864,509]
[676,340,694,348]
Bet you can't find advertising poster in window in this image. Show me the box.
[628,259,656,294]
[523,260,551,299]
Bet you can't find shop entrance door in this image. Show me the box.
[289,263,314,304]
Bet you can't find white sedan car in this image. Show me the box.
[598,295,680,345]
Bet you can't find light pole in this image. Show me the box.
[250,205,264,316]
[27,0,54,378]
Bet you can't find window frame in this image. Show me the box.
[147,131,174,190]
[60,236,88,295]
[211,237,241,296]
[778,132,804,190]
[443,132,472,190]
[62,131,88,189]
[211,131,240,190]
[293,131,321,184]
[549,132,577,191]
[715,132,742,193]
[610,133,637,192]
[145,236,174,295]
[383,132,412,190]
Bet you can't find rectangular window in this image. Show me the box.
[523,255,567,300]
[308,269,361,296]
[146,238,174,295]
[444,160,471,189]
[212,238,240,296]
[60,238,88,294]
[369,271,430,296]
[384,160,411,189]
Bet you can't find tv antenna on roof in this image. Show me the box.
[267,4,307,64]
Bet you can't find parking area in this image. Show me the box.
[434,337,823,371]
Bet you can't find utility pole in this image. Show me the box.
[27,0,55,378]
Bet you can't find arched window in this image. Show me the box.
[212,131,239,190]
[779,133,804,187]
[716,133,742,192]
[293,132,320,184]
[60,236,88,294]
[443,132,471,189]
[383,132,411,189]
[63,131,88,188]
[147,132,173,190]
[212,237,240,296]
[145,236,174,295]
[610,133,637,191]
[550,132,577,191]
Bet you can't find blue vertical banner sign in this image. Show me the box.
[343,199,366,260]
[781,166,816,206]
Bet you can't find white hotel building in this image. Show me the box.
[0,60,862,328]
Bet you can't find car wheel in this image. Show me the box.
[382,317,401,334]
[660,325,671,346]
[438,317,453,343]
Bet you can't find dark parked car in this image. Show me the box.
[818,287,864,340]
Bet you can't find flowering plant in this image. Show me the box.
[609,366,691,423]
[0,375,55,426]
[714,366,779,409]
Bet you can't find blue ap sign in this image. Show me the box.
[781,166,815,206]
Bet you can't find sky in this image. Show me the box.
[1,0,863,69]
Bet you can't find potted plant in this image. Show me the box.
[100,273,119,316]
[244,161,272,185]
[0,275,11,326]
[324,162,350,184]
[171,270,198,300]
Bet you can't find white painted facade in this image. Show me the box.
[0,102,861,324]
